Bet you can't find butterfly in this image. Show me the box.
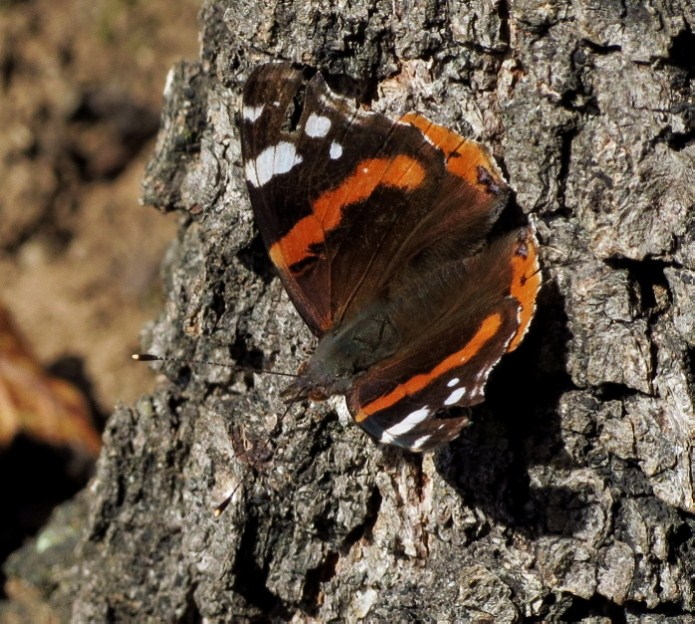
[239,62,541,452]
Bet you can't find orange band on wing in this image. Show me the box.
[401,112,503,190]
[354,312,503,422]
[507,231,541,352]
[269,155,425,270]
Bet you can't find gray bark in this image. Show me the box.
[5,0,695,621]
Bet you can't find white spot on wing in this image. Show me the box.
[305,113,331,138]
[412,434,431,450]
[329,142,343,160]
[447,377,460,388]
[245,142,303,187]
[273,143,303,180]
[384,406,430,437]
[242,104,264,122]
[244,160,260,186]
[444,387,466,406]
[378,428,396,444]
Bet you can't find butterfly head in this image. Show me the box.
[280,359,347,404]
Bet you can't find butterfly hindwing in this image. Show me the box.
[348,228,540,451]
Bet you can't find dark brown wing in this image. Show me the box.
[348,228,541,451]
[240,63,509,336]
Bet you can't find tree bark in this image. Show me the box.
[5,0,695,621]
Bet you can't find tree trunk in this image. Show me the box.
[5,0,695,621]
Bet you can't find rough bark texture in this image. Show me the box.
[5,0,694,621]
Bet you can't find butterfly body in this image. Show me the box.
[240,62,541,451]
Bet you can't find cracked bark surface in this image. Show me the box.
[4,0,694,621]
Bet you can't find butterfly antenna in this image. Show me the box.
[213,485,239,517]
[132,353,298,379]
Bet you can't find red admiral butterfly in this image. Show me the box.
[240,62,541,452]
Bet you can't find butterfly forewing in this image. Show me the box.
[241,64,513,335]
